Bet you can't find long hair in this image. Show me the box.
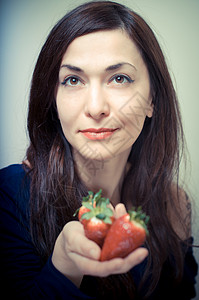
[26,1,187,298]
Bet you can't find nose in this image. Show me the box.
[84,83,110,119]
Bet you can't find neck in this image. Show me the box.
[73,149,131,206]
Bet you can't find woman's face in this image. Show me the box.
[56,29,153,161]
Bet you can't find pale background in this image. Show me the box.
[0,0,198,297]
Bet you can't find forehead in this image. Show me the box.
[61,29,142,69]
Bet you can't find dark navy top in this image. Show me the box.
[0,164,198,299]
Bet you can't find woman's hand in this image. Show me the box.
[51,204,148,287]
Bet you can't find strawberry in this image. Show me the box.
[78,206,90,223]
[100,206,149,261]
[82,215,114,247]
[77,192,93,220]
[74,190,96,222]
[74,189,114,247]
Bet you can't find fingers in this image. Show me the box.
[108,203,127,219]
[114,203,127,218]
[110,247,148,275]
[54,221,149,283]
[65,221,148,277]
[64,221,101,260]
[69,247,148,277]
[52,221,102,287]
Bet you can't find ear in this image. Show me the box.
[146,98,154,118]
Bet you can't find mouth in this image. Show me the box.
[79,128,118,140]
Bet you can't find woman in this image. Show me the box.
[0,1,197,299]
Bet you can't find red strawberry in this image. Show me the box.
[74,190,96,222]
[78,206,90,223]
[74,189,114,247]
[100,207,149,261]
[83,215,114,247]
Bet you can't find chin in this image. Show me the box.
[74,141,131,163]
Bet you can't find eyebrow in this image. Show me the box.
[105,62,137,71]
[60,64,83,72]
[60,62,137,73]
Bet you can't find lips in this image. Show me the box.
[79,128,118,140]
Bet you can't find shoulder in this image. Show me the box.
[0,164,30,216]
[0,164,29,195]
[167,183,191,240]
[0,164,29,188]
[0,163,26,177]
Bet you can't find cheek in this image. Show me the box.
[57,103,71,128]
[56,91,81,128]
[58,105,76,124]
[119,90,151,134]
[56,104,77,144]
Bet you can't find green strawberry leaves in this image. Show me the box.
[129,206,150,235]
[76,191,150,230]
[79,189,114,224]
[81,202,93,210]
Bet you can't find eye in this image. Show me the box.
[61,76,82,87]
[110,75,134,85]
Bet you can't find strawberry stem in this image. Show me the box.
[96,213,106,220]
[128,206,150,235]
[79,190,114,224]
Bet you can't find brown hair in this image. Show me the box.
[26,1,187,298]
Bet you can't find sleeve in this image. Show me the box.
[27,257,93,300]
[173,240,198,300]
[0,171,93,300]
[149,239,198,300]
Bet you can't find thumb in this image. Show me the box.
[114,203,127,219]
